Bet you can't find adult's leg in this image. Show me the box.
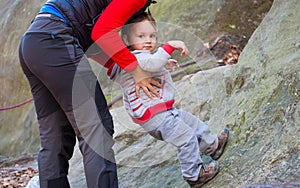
[69,57,117,187]
[20,16,117,187]
[19,34,75,188]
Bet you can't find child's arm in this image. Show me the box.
[167,40,189,56]
[136,47,171,72]
[137,41,189,72]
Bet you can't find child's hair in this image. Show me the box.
[121,12,157,48]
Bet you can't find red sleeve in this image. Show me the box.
[162,43,175,55]
[91,0,148,72]
[89,52,115,75]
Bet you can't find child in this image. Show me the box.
[110,12,229,187]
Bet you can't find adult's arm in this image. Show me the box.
[91,0,147,72]
[91,0,161,98]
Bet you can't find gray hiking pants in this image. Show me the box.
[19,14,118,188]
[141,108,218,181]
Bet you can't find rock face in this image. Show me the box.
[201,0,300,187]
[0,0,43,155]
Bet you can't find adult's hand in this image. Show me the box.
[131,65,161,99]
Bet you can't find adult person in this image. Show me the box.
[18,0,158,187]
[111,12,229,187]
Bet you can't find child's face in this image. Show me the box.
[126,20,157,52]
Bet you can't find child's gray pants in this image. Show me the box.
[141,108,218,181]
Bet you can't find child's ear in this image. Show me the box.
[123,35,129,46]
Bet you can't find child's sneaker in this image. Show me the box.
[210,128,229,160]
[186,160,219,187]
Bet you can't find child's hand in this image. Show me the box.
[165,58,179,71]
[167,40,189,56]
